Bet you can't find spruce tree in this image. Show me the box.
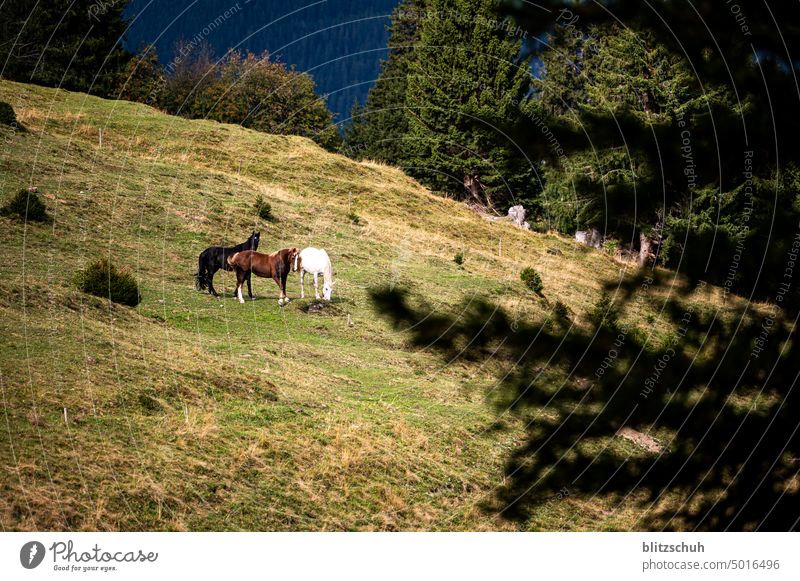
[402,0,535,209]
[535,24,711,256]
[343,0,426,162]
[0,0,131,96]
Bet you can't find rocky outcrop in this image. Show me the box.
[575,228,603,249]
[507,205,530,230]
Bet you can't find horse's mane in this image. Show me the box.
[270,248,295,261]
[229,233,258,253]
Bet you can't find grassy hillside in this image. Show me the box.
[0,80,747,531]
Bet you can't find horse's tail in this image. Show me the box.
[227,251,240,268]
[195,256,206,290]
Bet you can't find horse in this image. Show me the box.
[293,247,334,301]
[195,231,260,298]
[227,248,298,305]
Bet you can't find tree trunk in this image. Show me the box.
[463,174,487,206]
[639,232,654,267]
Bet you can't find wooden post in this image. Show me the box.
[98,128,102,148]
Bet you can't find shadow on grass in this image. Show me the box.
[369,274,799,530]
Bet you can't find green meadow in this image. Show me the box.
[0,81,753,531]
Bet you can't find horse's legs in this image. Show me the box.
[276,273,290,306]
[313,272,320,300]
[246,271,254,300]
[299,270,305,299]
[273,275,283,305]
[235,268,247,304]
[207,267,220,297]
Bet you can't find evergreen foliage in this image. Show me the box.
[253,195,274,222]
[344,0,426,163]
[535,23,711,240]
[403,0,536,209]
[0,101,17,126]
[0,189,51,223]
[505,0,800,298]
[520,267,543,293]
[77,259,141,307]
[0,0,131,96]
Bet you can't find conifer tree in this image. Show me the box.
[0,0,131,96]
[535,24,711,258]
[344,0,426,162]
[402,0,535,209]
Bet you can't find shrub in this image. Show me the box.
[347,211,361,225]
[254,195,274,221]
[0,189,50,222]
[588,292,620,330]
[77,259,140,306]
[520,267,543,293]
[160,48,340,150]
[554,300,571,321]
[603,239,619,256]
[453,251,465,266]
[115,44,164,105]
[0,101,16,126]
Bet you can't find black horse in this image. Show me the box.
[196,231,260,297]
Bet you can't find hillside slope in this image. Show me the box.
[0,81,741,531]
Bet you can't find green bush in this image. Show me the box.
[347,211,361,225]
[0,101,16,126]
[77,259,140,307]
[520,267,543,293]
[0,189,50,222]
[453,251,465,266]
[588,292,620,330]
[159,48,341,150]
[603,239,619,256]
[554,300,571,321]
[254,195,274,221]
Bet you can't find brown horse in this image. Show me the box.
[227,248,298,305]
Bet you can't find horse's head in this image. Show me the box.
[323,282,333,301]
[287,247,299,269]
[250,231,260,249]
[292,250,302,272]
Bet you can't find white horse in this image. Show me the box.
[293,247,333,301]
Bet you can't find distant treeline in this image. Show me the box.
[117,43,340,150]
[344,0,800,299]
[123,0,400,124]
[0,0,340,149]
